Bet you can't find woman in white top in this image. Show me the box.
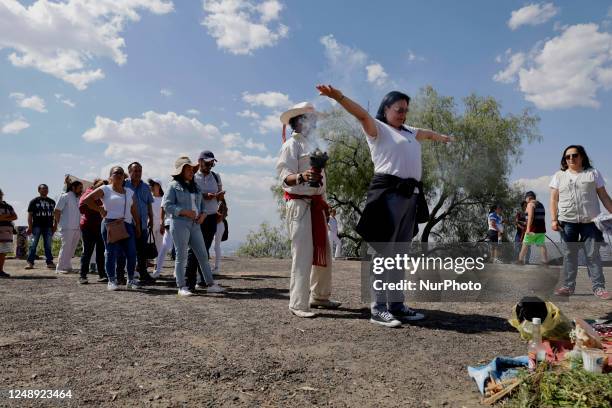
[83,166,142,291]
[148,179,164,262]
[317,84,452,328]
[550,145,612,300]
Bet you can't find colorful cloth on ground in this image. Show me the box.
[468,356,529,394]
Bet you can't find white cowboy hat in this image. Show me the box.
[171,156,198,176]
[280,101,317,125]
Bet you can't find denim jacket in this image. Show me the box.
[162,180,205,220]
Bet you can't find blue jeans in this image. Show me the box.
[101,220,137,283]
[27,226,54,264]
[559,222,605,291]
[170,218,214,289]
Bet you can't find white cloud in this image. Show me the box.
[0,0,174,90]
[1,118,30,134]
[201,0,288,55]
[9,92,47,112]
[186,109,200,115]
[221,132,266,151]
[493,52,525,84]
[242,91,292,109]
[365,63,389,87]
[320,34,367,72]
[256,111,282,134]
[320,34,392,90]
[160,88,173,97]
[407,49,425,62]
[54,93,76,108]
[494,23,612,109]
[508,3,559,30]
[514,175,553,194]
[237,109,260,119]
[82,111,275,175]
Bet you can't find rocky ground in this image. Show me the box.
[0,258,610,407]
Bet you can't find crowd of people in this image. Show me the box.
[0,154,229,296]
[1,85,611,327]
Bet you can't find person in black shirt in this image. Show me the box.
[514,201,531,263]
[0,188,18,278]
[25,184,56,269]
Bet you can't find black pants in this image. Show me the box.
[117,229,151,280]
[80,228,106,279]
[185,216,217,289]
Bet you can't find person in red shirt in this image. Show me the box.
[78,179,108,284]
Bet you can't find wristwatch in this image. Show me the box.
[297,173,305,184]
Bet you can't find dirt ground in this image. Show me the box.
[1,257,610,408]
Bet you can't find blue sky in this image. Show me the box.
[1,0,611,244]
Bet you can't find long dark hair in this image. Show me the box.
[148,179,164,196]
[560,145,592,171]
[172,174,197,193]
[375,91,411,127]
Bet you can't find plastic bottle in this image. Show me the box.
[528,317,546,370]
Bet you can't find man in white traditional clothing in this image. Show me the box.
[276,102,341,318]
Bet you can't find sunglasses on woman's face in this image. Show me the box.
[565,153,580,160]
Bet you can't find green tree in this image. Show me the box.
[236,222,290,258]
[412,86,540,242]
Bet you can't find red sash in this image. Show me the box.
[284,192,329,266]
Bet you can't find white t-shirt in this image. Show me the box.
[549,168,605,189]
[100,185,134,224]
[152,196,163,228]
[365,119,422,181]
[55,191,81,230]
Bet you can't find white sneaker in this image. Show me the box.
[195,283,206,290]
[56,269,70,274]
[289,308,316,318]
[206,283,226,293]
[178,287,193,297]
[151,271,161,279]
[107,281,119,291]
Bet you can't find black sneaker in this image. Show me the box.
[79,277,88,285]
[139,274,156,285]
[0,271,11,278]
[370,311,402,328]
[391,306,425,322]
